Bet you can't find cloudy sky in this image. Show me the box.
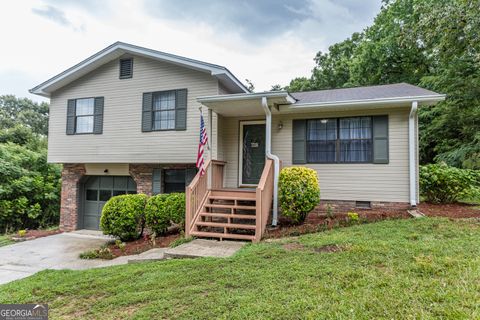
[0,0,381,102]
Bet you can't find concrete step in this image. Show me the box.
[164,239,246,259]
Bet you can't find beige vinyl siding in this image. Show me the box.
[48,55,219,163]
[220,107,413,203]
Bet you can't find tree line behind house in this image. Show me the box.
[281,0,480,170]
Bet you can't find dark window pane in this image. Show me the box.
[127,177,137,191]
[164,169,186,193]
[99,190,112,201]
[113,190,126,197]
[127,190,137,194]
[86,189,98,201]
[164,183,185,194]
[339,116,372,162]
[306,119,337,163]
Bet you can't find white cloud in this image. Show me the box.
[0,0,380,102]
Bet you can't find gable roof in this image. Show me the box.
[30,42,249,97]
[290,83,443,105]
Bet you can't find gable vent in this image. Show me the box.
[119,58,133,79]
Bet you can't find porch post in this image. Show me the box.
[208,108,213,189]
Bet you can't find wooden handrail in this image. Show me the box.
[255,159,274,242]
[185,159,226,237]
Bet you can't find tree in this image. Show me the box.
[270,84,283,91]
[0,95,60,232]
[284,0,480,169]
[0,95,49,136]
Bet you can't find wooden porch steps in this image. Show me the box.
[195,221,256,230]
[204,203,256,210]
[189,231,255,241]
[191,189,257,241]
[200,212,256,220]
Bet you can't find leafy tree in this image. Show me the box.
[0,143,61,232]
[270,84,283,91]
[285,0,480,168]
[0,95,60,232]
[0,95,49,136]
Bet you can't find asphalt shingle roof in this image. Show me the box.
[290,83,440,104]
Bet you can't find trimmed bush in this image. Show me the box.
[279,167,320,224]
[419,163,480,203]
[145,193,186,235]
[100,194,148,241]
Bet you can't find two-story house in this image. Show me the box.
[31,42,445,241]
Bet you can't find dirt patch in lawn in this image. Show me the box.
[314,244,344,253]
[282,242,305,251]
[107,233,180,258]
[418,203,480,218]
[282,242,345,253]
[265,208,410,239]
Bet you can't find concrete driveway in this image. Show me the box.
[0,231,112,285]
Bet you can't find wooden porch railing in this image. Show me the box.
[185,159,226,237]
[254,159,274,242]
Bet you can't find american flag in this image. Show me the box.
[196,113,208,176]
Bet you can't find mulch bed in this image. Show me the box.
[107,233,180,258]
[265,202,480,239]
[11,229,61,241]
[418,202,480,218]
[265,208,410,239]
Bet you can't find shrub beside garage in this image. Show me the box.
[100,193,186,240]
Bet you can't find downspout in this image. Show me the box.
[261,96,280,226]
[409,101,418,207]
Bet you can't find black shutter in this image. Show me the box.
[372,115,389,164]
[292,119,307,164]
[152,168,162,194]
[175,89,187,130]
[93,97,104,134]
[142,93,153,132]
[66,99,76,135]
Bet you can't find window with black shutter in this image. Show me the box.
[119,58,133,79]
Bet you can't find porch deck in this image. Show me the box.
[185,159,274,242]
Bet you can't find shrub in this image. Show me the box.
[279,167,320,224]
[347,212,359,223]
[145,193,186,235]
[419,163,480,203]
[100,194,148,241]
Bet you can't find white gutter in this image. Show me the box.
[409,101,418,207]
[261,96,280,226]
[284,94,446,110]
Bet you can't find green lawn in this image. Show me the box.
[1,218,479,319]
[0,235,12,247]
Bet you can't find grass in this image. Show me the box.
[0,235,12,247]
[1,218,480,319]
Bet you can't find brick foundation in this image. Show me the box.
[60,163,86,231]
[311,199,410,214]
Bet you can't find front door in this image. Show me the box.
[240,121,266,186]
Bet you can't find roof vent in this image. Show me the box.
[119,58,133,79]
